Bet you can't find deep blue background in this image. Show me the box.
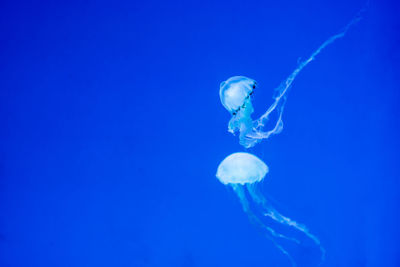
[0,0,399,266]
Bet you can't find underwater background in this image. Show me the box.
[0,0,399,266]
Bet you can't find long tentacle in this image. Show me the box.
[246,7,365,144]
[231,184,298,267]
[246,183,326,263]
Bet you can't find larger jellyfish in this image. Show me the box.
[216,152,325,266]
[220,10,364,148]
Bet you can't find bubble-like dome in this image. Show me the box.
[216,152,268,185]
[219,76,256,114]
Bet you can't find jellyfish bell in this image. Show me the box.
[219,76,256,115]
[216,152,268,185]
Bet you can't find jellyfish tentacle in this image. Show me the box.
[231,184,299,243]
[267,237,297,267]
[230,184,298,267]
[235,10,364,148]
[246,183,326,263]
[255,11,363,130]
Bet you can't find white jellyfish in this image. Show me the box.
[220,11,364,148]
[219,76,258,148]
[216,152,325,266]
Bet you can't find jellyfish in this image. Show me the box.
[220,10,364,148]
[219,76,259,148]
[216,152,325,266]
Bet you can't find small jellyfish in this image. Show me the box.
[220,10,364,148]
[220,75,284,148]
[220,76,258,148]
[216,152,325,266]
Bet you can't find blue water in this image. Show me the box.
[0,1,399,266]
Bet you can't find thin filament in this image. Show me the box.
[246,183,326,263]
[249,9,365,143]
[231,184,298,267]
